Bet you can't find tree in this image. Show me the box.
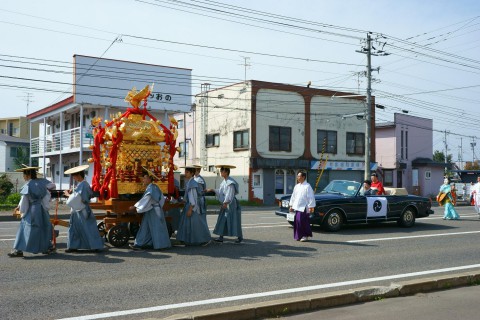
[464,161,480,170]
[433,150,453,163]
[0,174,14,198]
[12,147,38,169]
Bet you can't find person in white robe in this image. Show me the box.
[206,165,243,243]
[8,166,55,257]
[129,169,172,250]
[64,165,104,252]
[471,176,480,218]
[176,166,211,246]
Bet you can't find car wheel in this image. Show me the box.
[322,210,343,232]
[398,207,416,227]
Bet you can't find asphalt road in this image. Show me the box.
[1,206,480,320]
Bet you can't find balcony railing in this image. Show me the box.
[30,127,93,157]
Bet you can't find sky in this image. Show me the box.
[1,0,480,165]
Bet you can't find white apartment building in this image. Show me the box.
[28,55,192,190]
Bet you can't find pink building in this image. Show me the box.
[375,113,446,197]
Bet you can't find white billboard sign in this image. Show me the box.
[74,55,191,112]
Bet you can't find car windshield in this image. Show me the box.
[320,180,362,197]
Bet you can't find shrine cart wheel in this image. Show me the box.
[97,221,107,239]
[129,222,140,238]
[107,225,130,247]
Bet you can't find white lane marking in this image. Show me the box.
[422,213,479,220]
[243,225,287,229]
[242,222,287,226]
[348,230,480,243]
[57,264,480,320]
[208,224,286,231]
[0,235,67,241]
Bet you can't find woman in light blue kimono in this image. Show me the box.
[64,165,104,252]
[8,167,55,257]
[437,177,460,220]
[207,165,243,244]
[129,170,171,250]
[176,166,211,246]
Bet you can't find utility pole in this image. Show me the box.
[444,130,449,173]
[239,56,251,84]
[355,33,390,180]
[200,83,210,169]
[365,34,373,180]
[471,137,477,164]
[19,92,34,116]
[458,138,463,170]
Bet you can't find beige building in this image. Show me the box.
[0,116,38,140]
[186,80,375,204]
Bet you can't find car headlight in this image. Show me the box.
[281,200,290,208]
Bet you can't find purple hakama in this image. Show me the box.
[293,210,312,240]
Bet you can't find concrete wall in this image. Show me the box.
[376,126,396,168]
[310,95,365,162]
[255,89,304,159]
[193,82,251,200]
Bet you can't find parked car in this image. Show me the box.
[275,180,434,231]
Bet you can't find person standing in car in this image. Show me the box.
[289,171,315,242]
[370,172,386,195]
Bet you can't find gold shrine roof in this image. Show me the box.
[114,114,166,143]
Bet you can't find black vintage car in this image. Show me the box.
[275,180,434,231]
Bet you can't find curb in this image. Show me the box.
[161,271,480,320]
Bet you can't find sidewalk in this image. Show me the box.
[161,271,480,320]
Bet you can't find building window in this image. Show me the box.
[384,170,394,187]
[234,130,249,149]
[401,130,404,160]
[405,131,408,160]
[285,169,296,194]
[177,119,184,129]
[253,174,261,187]
[275,169,297,195]
[10,146,19,157]
[346,132,365,155]
[275,169,285,194]
[179,142,188,157]
[317,130,337,154]
[206,133,220,147]
[269,126,291,152]
[425,171,431,180]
